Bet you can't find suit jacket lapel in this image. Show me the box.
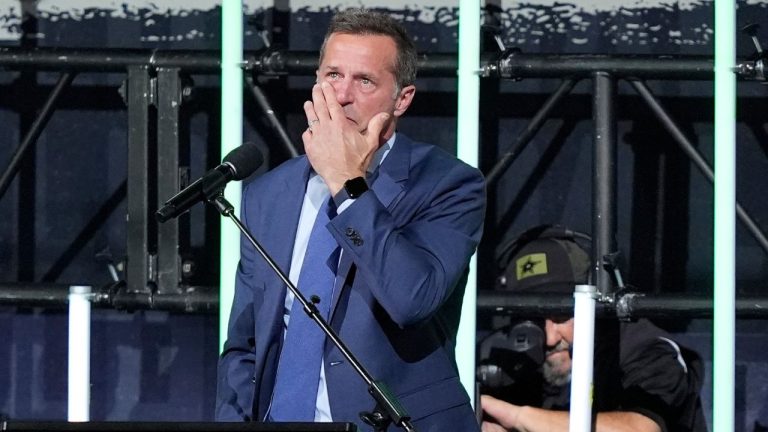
[271,160,311,273]
[258,159,312,342]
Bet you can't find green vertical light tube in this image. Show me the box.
[219,0,244,352]
[456,0,481,406]
[713,0,736,429]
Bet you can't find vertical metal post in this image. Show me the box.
[156,68,183,295]
[126,66,153,294]
[591,72,617,297]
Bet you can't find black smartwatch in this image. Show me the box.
[343,176,369,199]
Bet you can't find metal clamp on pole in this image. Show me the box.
[734,23,766,82]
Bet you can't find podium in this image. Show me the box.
[1,422,357,432]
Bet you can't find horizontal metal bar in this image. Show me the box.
[0,47,464,76]
[492,52,719,80]
[477,291,768,319]
[247,49,465,77]
[110,289,218,314]
[0,283,217,314]
[0,284,76,308]
[3,47,757,81]
[4,284,768,319]
[0,48,222,72]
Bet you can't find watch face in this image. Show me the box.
[345,177,369,198]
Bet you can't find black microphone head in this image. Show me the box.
[223,142,264,180]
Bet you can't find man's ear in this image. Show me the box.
[393,85,416,117]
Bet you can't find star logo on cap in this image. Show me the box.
[516,253,549,280]
[521,257,542,274]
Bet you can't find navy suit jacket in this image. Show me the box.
[216,133,485,431]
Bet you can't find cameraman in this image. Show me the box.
[479,227,707,432]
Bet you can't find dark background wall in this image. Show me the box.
[1,1,767,429]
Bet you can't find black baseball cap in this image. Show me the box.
[499,233,591,294]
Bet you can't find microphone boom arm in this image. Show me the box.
[210,194,417,432]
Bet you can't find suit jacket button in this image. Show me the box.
[345,227,356,237]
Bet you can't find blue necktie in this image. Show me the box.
[269,198,339,421]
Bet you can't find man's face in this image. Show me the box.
[316,33,415,141]
[543,317,574,386]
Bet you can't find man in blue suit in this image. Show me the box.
[216,9,485,431]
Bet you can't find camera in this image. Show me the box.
[477,320,546,405]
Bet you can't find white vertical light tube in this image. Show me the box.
[569,284,597,432]
[713,0,737,431]
[456,0,481,406]
[68,285,91,422]
[219,0,244,352]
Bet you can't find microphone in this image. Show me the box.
[156,143,264,223]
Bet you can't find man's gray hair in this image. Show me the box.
[319,9,418,93]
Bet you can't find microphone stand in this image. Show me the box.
[209,194,418,432]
